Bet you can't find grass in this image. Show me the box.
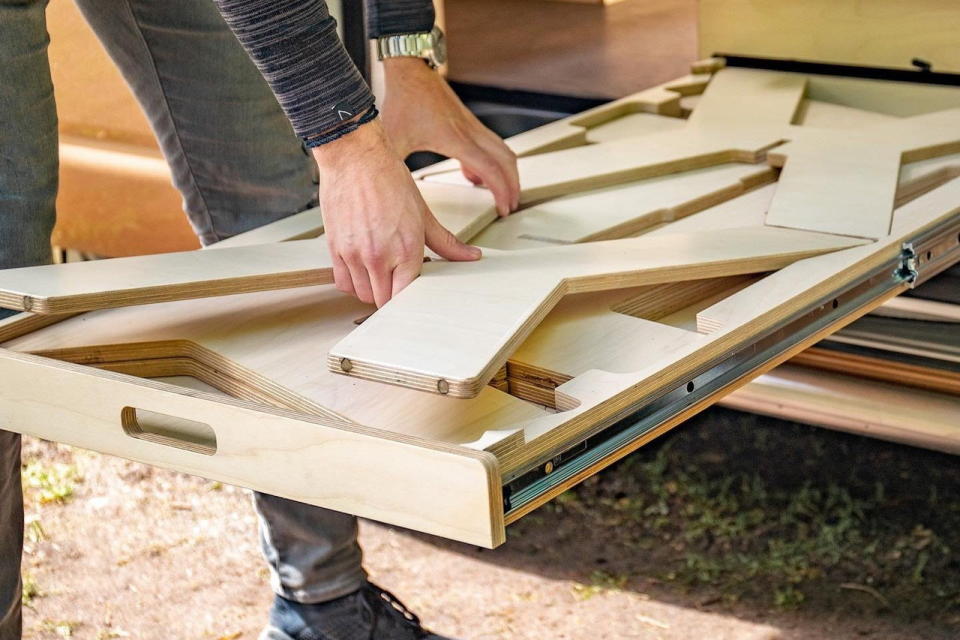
[22,573,42,607]
[21,460,80,505]
[514,408,960,625]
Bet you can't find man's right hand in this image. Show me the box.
[312,119,481,308]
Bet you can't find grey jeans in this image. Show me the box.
[0,1,366,637]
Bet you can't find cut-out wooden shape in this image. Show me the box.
[425,127,784,204]
[794,100,898,128]
[765,108,960,239]
[412,74,714,180]
[0,240,334,314]
[328,227,866,398]
[212,181,497,249]
[687,67,807,127]
[472,163,775,249]
[0,182,499,315]
[584,112,687,144]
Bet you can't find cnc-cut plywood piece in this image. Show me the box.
[411,75,713,181]
[765,109,960,239]
[425,127,783,204]
[0,240,334,314]
[328,227,866,398]
[794,100,898,128]
[211,181,498,250]
[584,112,687,144]
[687,67,807,127]
[472,163,775,249]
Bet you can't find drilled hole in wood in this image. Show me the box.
[686,381,695,393]
[832,299,839,310]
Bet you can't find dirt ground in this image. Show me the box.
[17,408,960,640]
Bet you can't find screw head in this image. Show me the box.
[339,358,353,373]
[437,379,450,395]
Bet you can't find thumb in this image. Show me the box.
[424,210,482,262]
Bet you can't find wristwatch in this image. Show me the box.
[376,25,447,70]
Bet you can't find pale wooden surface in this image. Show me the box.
[720,365,960,455]
[0,348,506,547]
[472,163,774,248]
[699,0,960,74]
[424,126,781,203]
[328,227,865,398]
[0,240,334,314]
[765,109,960,239]
[686,67,806,127]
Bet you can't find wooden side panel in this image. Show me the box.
[0,349,505,547]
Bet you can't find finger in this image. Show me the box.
[424,210,482,262]
[391,258,423,299]
[344,257,376,305]
[475,132,520,211]
[332,252,356,297]
[461,146,513,217]
[367,261,395,308]
[461,165,484,186]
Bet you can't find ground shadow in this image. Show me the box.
[391,407,960,639]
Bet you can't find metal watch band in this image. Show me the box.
[376,26,445,69]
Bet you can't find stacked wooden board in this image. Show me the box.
[1,65,958,547]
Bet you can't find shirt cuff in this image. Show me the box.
[366,0,436,38]
[214,0,376,146]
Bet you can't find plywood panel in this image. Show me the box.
[328,227,865,398]
[699,0,960,74]
[472,163,774,248]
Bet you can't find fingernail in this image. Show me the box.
[469,245,482,258]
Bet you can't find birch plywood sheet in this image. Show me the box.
[328,228,866,398]
[472,163,775,249]
[424,127,783,204]
[686,67,807,127]
[765,109,960,239]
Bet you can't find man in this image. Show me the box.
[0,0,519,638]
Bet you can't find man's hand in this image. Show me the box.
[313,119,481,308]
[380,58,520,216]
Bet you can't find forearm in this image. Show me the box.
[365,0,436,37]
[212,0,376,147]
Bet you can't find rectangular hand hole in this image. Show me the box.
[121,407,217,456]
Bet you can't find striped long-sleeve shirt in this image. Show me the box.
[212,0,435,147]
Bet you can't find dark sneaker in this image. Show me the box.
[259,581,456,640]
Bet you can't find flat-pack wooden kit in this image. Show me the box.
[2,56,960,547]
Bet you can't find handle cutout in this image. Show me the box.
[121,407,217,455]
